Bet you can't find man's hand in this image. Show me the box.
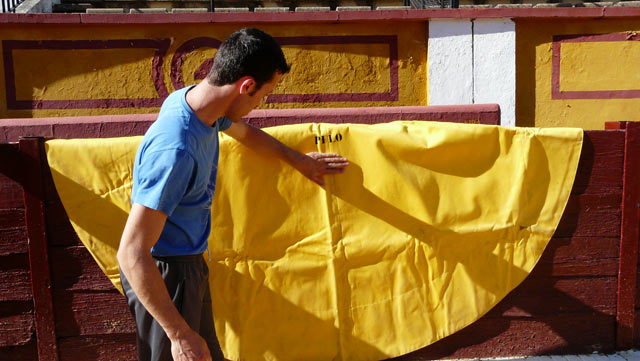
[170,328,212,361]
[223,122,349,186]
[297,152,349,187]
[118,204,212,361]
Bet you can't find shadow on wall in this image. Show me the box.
[515,21,538,128]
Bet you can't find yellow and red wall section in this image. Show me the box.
[3,9,640,129]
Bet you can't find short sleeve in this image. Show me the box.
[132,149,195,216]
[216,116,233,131]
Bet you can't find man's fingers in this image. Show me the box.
[325,161,349,168]
[317,156,349,168]
[321,156,348,162]
[307,152,348,161]
[302,152,349,186]
[307,152,341,157]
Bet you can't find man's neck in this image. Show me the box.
[185,80,235,127]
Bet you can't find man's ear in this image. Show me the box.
[238,76,256,95]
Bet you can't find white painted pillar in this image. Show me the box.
[427,18,516,126]
[428,19,474,106]
[473,19,516,127]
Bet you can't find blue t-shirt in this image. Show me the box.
[131,85,232,256]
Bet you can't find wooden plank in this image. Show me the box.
[0,227,28,255]
[0,339,38,361]
[0,208,25,228]
[617,122,640,350]
[50,246,117,292]
[57,334,136,361]
[44,200,82,247]
[555,195,621,238]
[53,290,135,338]
[0,301,34,347]
[0,143,23,187]
[573,131,625,195]
[0,169,27,255]
[19,137,59,361]
[395,311,616,360]
[0,254,32,301]
[488,276,617,317]
[535,236,619,278]
[564,193,622,214]
[0,174,24,209]
[542,237,619,262]
[532,257,619,277]
[555,213,620,238]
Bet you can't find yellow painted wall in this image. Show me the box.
[7,17,640,128]
[0,22,427,118]
[516,19,640,129]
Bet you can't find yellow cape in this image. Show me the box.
[45,121,583,361]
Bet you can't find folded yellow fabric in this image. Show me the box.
[45,121,583,361]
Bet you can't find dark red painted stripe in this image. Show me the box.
[12,98,165,110]
[2,40,17,114]
[170,37,221,90]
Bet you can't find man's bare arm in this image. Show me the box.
[117,203,212,361]
[223,121,349,186]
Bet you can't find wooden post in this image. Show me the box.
[19,137,59,361]
[615,122,640,350]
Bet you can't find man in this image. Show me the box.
[117,28,349,361]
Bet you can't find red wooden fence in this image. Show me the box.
[1,107,638,361]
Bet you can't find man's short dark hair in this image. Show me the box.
[207,28,291,91]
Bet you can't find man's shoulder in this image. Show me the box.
[138,119,190,159]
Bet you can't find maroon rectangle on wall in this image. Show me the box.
[552,33,640,100]
[2,39,172,110]
[3,35,398,112]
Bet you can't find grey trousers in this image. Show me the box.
[120,254,225,361]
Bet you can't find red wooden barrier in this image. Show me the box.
[0,111,637,360]
[605,122,640,349]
